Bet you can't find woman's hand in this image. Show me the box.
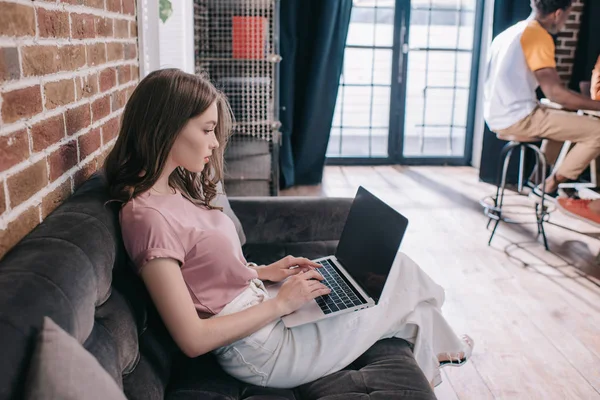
[253,255,322,283]
[273,269,331,316]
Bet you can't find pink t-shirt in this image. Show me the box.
[119,190,258,316]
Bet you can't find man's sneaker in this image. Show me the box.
[557,198,600,228]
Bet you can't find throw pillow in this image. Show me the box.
[24,317,127,400]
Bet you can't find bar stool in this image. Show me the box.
[480,135,551,250]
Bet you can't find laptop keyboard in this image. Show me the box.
[314,259,366,315]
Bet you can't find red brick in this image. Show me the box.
[78,128,101,161]
[48,140,77,181]
[106,42,124,61]
[114,19,129,38]
[71,13,95,39]
[86,43,106,66]
[555,49,574,56]
[58,45,86,70]
[117,64,132,84]
[21,46,58,76]
[31,115,65,152]
[122,0,135,15]
[0,181,5,215]
[94,145,111,168]
[37,8,69,38]
[0,130,29,171]
[0,206,41,258]
[101,117,120,142]
[0,47,20,82]
[1,85,42,123]
[65,104,91,136]
[126,85,135,101]
[44,79,75,110]
[129,21,137,37]
[557,31,575,39]
[131,66,139,81]
[92,95,110,122]
[111,88,127,111]
[76,74,99,100]
[7,160,48,207]
[0,3,35,37]
[107,0,122,12]
[42,180,72,218]
[74,159,97,189]
[22,45,85,77]
[124,43,137,60]
[99,68,117,91]
[84,0,104,8]
[95,16,113,37]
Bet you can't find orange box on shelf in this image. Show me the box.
[232,16,268,59]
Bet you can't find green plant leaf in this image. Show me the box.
[159,0,173,23]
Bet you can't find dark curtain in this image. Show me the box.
[570,0,600,91]
[478,0,534,184]
[279,0,353,188]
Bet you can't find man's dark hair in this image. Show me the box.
[532,0,573,15]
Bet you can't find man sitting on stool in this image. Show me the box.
[484,0,600,196]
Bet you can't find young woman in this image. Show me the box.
[105,68,473,389]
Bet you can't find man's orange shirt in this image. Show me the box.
[592,55,600,100]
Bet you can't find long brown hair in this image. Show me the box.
[104,69,233,209]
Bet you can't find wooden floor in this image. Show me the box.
[281,166,600,400]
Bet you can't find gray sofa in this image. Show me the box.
[0,173,435,399]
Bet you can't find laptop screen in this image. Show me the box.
[335,186,409,303]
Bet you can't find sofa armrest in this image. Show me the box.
[229,197,353,245]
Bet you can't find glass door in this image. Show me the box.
[400,0,483,164]
[326,0,402,163]
[327,0,483,165]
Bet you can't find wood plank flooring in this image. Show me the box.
[280,166,600,400]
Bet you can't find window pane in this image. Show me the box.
[343,48,374,85]
[341,86,372,127]
[341,128,371,157]
[373,49,392,85]
[371,86,390,127]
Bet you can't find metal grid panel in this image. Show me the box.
[194,0,277,140]
[194,0,280,195]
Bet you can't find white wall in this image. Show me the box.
[158,0,195,74]
[471,0,495,169]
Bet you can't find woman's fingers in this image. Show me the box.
[286,256,320,269]
[306,280,328,290]
[312,287,332,298]
[299,269,324,281]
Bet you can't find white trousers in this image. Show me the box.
[212,252,465,388]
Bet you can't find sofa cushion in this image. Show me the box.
[24,317,127,400]
[165,339,434,400]
[297,338,435,400]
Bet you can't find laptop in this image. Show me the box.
[266,186,409,328]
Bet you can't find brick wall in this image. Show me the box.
[555,0,584,84]
[0,0,139,259]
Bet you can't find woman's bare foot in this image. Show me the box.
[438,334,474,367]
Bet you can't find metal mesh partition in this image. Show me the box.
[194,0,280,196]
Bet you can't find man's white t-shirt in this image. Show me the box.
[484,19,557,132]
